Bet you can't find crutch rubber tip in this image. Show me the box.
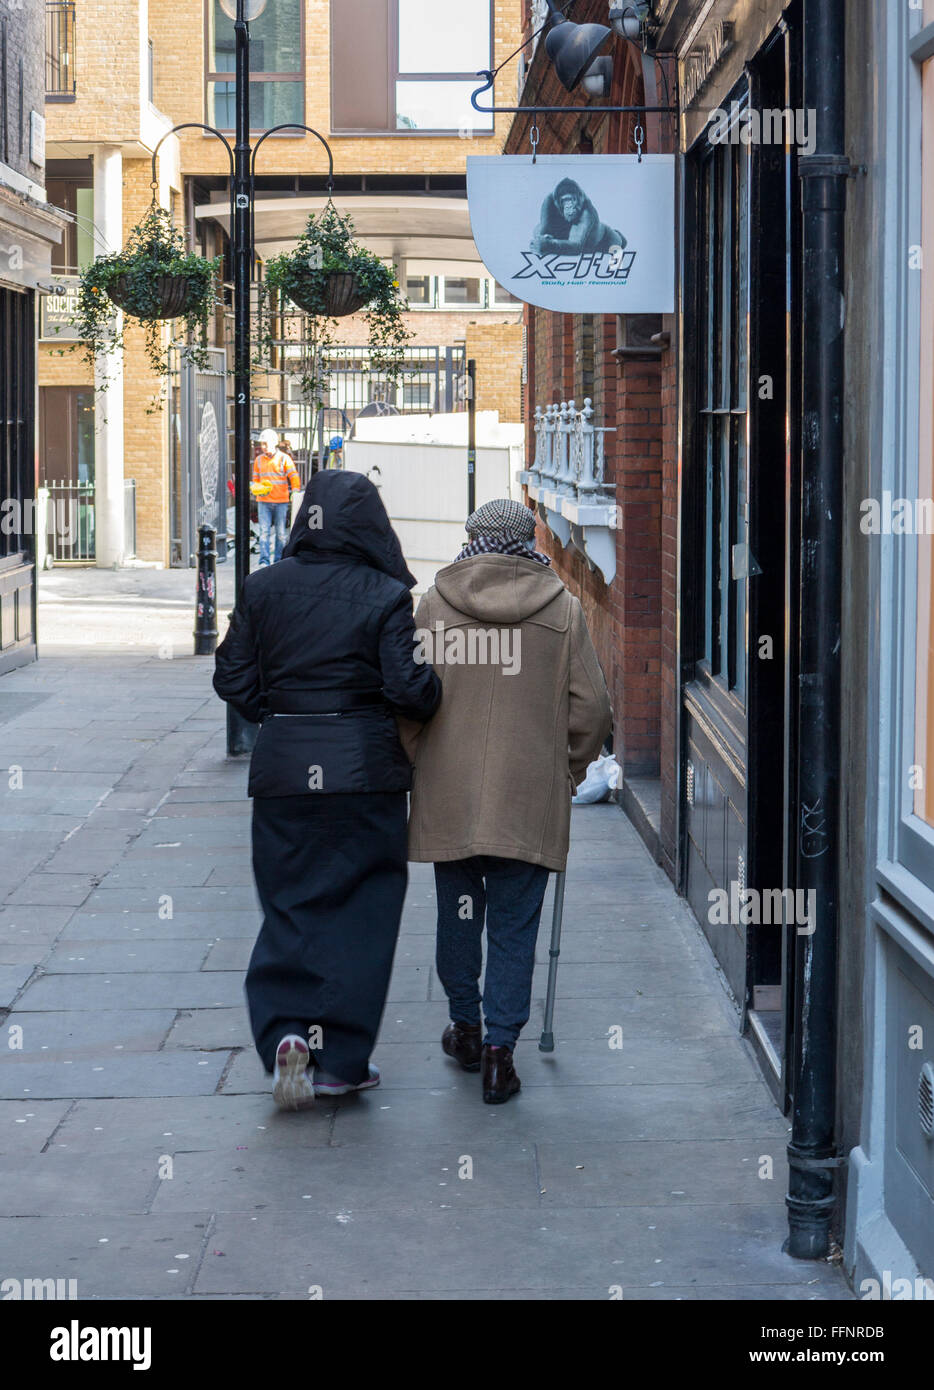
[538,1032,555,1052]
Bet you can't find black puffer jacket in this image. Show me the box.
[213,470,441,797]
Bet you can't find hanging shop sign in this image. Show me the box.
[467,154,675,314]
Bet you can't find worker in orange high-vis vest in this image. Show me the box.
[251,429,301,566]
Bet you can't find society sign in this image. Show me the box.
[467,155,675,314]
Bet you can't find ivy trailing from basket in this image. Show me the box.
[74,204,220,405]
[256,202,411,410]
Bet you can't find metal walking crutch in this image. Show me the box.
[539,870,566,1052]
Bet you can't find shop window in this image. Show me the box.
[330,0,493,133]
[206,0,303,132]
[694,112,750,701]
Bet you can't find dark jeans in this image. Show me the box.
[257,500,290,566]
[434,856,550,1050]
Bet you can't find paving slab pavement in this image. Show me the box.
[0,572,851,1300]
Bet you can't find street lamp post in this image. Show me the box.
[223,0,264,756]
[154,2,336,754]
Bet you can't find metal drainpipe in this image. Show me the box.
[785,0,850,1259]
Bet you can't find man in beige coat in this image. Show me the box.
[402,498,611,1103]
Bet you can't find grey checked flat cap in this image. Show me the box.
[466,498,538,541]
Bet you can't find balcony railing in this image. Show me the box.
[517,399,619,584]
[46,2,76,99]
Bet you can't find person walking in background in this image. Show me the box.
[213,471,441,1110]
[251,427,301,567]
[400,499,611,1104]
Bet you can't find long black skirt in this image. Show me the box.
[247,791,408,1084]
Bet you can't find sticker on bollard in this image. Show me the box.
[194,524,218,655]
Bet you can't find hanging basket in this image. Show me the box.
[288,271,369,318]
[107,272,194,320]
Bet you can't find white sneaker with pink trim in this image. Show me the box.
[313,1063,380,1097]
[272,1034,315,1110]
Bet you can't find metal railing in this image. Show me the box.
[531,399,615,496]
[44,480,94,562]
[46,2,76,98]
[124,479,136,560]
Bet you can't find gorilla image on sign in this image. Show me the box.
[531,178,626,256]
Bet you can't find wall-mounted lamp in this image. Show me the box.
[608,3,649,42]
[580,55,613,99]
[543,0,613,93]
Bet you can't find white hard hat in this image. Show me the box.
[259,428,279,451]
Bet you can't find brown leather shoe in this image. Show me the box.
[441,1022,482,1072]
[481,1044,521,1104]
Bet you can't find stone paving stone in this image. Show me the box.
[205,864,259,887]
[59,910,261,941]
[151,1142,540,1215]
[201,939,253,971]
[521,991,736,1041]
[392,935,438,966]
[164,1008,251,1051]
[535,1139,791,1207]
[329,1081,788,1147]
[525,958,712,999]
[192,1204,847,1298]
[6,874,97,906]
[18,971,245,1012]
[42,940,214,973]
[387,964,433,1001]
[0,1100,73,1155]
[0,1153,159,1216]
[84,864,215,889]
[0,963,35,1005]
[0,1051,229,1099]
[0,1214,213,1298]
[50,1095,334,1154]
[531,926,690,963]
[81,886,251,912]
[156,800,251,818]
[5,1010,177,1055]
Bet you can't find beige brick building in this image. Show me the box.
[42,0,524,566]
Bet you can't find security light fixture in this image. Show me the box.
[543,1,613,93]
[580,55,613,98]
[218,0,268,19]
[609,3,649,42]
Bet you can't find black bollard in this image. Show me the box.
[194,524,218,655]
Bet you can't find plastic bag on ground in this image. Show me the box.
[572,753,622,805]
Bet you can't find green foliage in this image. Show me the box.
[257,203,411,409]
[75,205,220,404]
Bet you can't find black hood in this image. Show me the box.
[281,469,416,588]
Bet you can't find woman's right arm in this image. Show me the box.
[379,588,441,724]
[214,595,264,724]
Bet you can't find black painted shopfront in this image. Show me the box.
[666,0,804,1105]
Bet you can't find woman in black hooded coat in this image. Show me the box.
[213,470,441,1109]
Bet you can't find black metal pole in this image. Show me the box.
[194,524,218,655]
[226,0,258,755]
[467,358,477,515]
[785,0,847,1260]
